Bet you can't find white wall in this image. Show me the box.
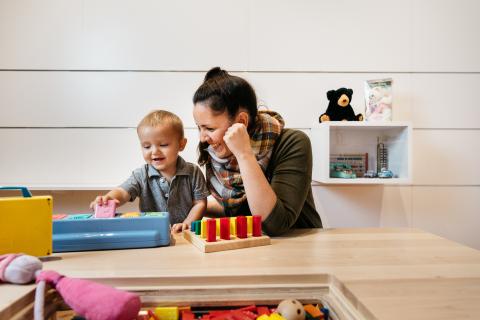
[1,0,479,248]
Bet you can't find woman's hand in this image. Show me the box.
[223,123,253,159]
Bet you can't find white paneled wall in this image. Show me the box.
[1,0,479,249]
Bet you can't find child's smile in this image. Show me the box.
[138,125,187,179]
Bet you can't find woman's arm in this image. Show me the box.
[223,123,277,221]
[205,195,226,217]
[260,130,315,235]
[225,125,316,235]
[235,152,277,220]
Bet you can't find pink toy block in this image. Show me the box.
[94,200,116,218]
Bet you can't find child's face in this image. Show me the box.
[138,125,187,174]
[193,102,234,159]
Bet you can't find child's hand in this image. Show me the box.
[89,196,119,210]
[171,223,189,234]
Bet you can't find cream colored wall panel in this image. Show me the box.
[379,186,412,227]
[312,185,412,228]
[250,0,480,72]
[411,74,480,129]
[0,71,204,127]
[80,0,249,70]
[0,0,249,70]
[412,0,480,72]
[2,1,478,72]
[249,0,413,71]
[412,130,480,185]
[412,186,480,249]
[0,128,201,188]
[0,0,85,69]
[2,72,479,129]
[0,71,413,128]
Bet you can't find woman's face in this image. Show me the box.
[193,102,233,159]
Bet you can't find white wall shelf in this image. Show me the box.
[311,122,412,184]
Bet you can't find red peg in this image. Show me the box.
[220,217,230,240]
[236,216,247,239]
[207,219,216,242]
[252,215,262,237]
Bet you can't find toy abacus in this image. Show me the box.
[184,215,271,253]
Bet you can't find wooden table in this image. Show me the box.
[1,228,480,319]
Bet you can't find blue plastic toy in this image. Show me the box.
[53,212,170,252]
[330,162,357,178]
[378,168,394,178]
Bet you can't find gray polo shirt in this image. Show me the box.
[120,156,209,224]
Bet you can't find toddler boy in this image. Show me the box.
[90,110,209,233]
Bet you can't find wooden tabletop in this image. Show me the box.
[1,228,480,319]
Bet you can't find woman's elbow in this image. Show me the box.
[261,205,298,236]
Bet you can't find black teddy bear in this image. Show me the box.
[319,88,363,122]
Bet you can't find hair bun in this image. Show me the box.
[204,67,228,81]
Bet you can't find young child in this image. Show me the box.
[90,110,209,233]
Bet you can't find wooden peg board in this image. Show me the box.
[184,231,271,253]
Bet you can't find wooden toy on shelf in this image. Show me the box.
[184,215,271,253]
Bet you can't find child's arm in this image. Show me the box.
[89,187,131,210]
[171,198,207,233]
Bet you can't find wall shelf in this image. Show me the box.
[311,121,412,184]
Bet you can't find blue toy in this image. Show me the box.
[378,168,394,178]
[330,162,357,179]
[53,212,170,252]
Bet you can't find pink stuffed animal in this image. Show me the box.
[0,254,141,320]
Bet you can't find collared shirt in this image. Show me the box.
[120,156,209,224]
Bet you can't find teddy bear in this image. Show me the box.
[319,87,363,122]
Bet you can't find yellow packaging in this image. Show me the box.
[0,195,53,256]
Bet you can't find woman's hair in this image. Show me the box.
[193,67,258,165]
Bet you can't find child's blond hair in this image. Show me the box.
[137,110,184,139]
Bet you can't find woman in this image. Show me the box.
[193,67,322,236]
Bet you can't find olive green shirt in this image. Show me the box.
[236,128,323,236]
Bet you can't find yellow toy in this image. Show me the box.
[257,313,286,320]
[154,307,179,320]
[0,186,52,256]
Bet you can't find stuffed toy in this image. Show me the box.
[0,254,141,320]
[365,85,392,121]
[319,87,363,122]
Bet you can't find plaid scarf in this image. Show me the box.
[206,110,285,216]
